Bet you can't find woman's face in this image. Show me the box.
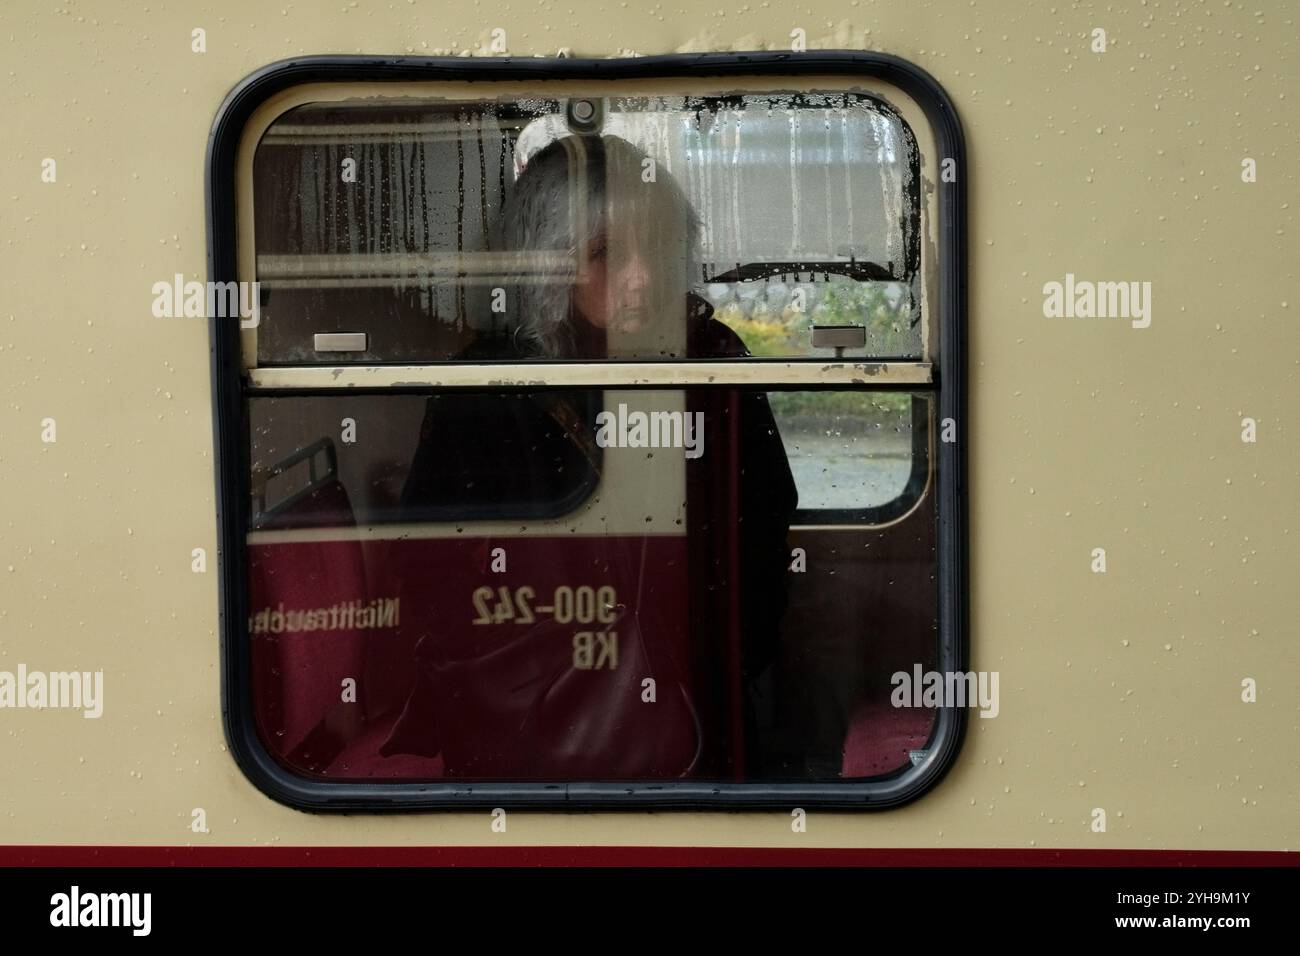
[571,192,692,339]
[572,223,652,334]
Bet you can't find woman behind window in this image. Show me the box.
[385,134,799,781]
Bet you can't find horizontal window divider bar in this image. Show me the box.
[261,120,534,143]
[246,361,934,390]
[259,276,569,290]
[256,250,575,279]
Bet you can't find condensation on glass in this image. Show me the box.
[250,92,921,366]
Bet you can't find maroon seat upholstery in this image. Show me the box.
[840,697,935,778]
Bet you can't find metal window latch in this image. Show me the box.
[811,324,866,358]
[313,332,368,352]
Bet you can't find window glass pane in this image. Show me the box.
[769,392,920,514]
[250,392,601,526]
[251,92,920,365]
[244,388,936,782]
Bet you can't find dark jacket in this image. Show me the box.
[382,298,798,779]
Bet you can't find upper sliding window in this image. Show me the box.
[250,92,921,365]
[211,54,965,811]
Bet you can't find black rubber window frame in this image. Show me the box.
[207,51,967,811]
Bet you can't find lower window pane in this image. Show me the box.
[245,388,937,783]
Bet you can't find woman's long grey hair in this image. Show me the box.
[498,134,701,358]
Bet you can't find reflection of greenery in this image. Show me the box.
[816,281,914,347]
[703,279,916,421]
[767,390,910,422]
[706,279,915,358]
[718,311,791,356]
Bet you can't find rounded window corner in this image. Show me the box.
[213,49,967,813]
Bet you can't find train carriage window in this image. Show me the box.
[210,53,966,809]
